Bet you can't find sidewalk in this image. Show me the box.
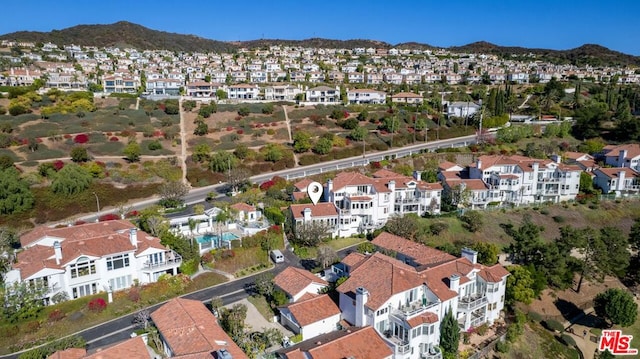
[564,308,599,359]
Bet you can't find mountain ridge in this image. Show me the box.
[1,21,638,66]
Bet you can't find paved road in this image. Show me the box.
[77,133,480,223]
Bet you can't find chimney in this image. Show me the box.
[618,170,626,190]
[476,159,482,170]
[413,170,422,181]
[53,241,62,265]
[532,162,539,173]
[355,287,369,326]
[461,248,478,264]
[388,180,396,192]
[303,207,312,222]
[619,149,628,166]
[449,274,460,292]
[129,228,138,248]
[551,154,561,163]
[325,179,333,202]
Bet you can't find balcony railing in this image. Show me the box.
[421,346,443,359]
[395,197,421,204]
[143,254,182,270]
[458,294,487,310]
[391,301,440,321]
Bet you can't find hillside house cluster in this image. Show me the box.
[274,232,509,359]
[288,169,443,238]
[2,39,638,102]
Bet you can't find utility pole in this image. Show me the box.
[477,99,483,144]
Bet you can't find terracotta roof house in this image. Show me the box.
[320,170,442,238]
[151,298,248,359]
[277,326,393,359]
[273,267,328,302]
[334,238,509,358]
[279,294,341,340]
[391,92,423,104]
[230,202,262,223]
[288,203,340,239]
[6,220,182,304]
[593,167,640,197]
[603,144,640,171]
[468,154,582,205]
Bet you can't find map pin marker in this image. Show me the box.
[307,181,323,205]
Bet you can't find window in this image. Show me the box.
[106,254,130,271]
[70,258,96,278]
[109,275,132,290]
[72,283,97,299]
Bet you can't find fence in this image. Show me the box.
[467,328,508,359]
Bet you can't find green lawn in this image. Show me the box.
[247,295,276,322]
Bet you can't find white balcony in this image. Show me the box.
[142,254,182,270]
[391,301,440,322]
[458,294,487,310]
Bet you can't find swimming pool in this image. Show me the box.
[195,232,239,245]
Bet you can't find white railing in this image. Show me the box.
[143,255,182,270]
[458,295,487,310]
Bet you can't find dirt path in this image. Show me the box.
[135,97,140,110]
[178,97,188,185]
[282,105,298,167]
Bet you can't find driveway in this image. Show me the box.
[228,298,293,337]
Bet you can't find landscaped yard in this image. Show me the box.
[211,246,271,277]
[500,321,580,359]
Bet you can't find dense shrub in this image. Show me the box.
[543,319,565,332]
[74,133,89,144]
[48,309,65,322]
[561,333,577,347]
[180,258,199,275]
[527,311,543,323]
[88,298,107,313]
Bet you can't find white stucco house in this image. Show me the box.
[5,220,182,304]
[279,294,341,340]
[336,232,509,359]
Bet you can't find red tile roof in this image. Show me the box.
[337,252,422,310]
[306,326,393,359]
[273,267,328,299]
[371,232,456,269]
[478,264,510,283]
[285,294,340,326]
[230,202,256,213]
[20,220,136,247]
[84,336,151,359]
[289,203,338,219]
[341,252,367,267]
[47,348,87,359]
[150,298,248,359]
[406,312,439,328]
[605,144,640,159]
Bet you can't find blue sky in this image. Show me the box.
[2,0,639,55]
